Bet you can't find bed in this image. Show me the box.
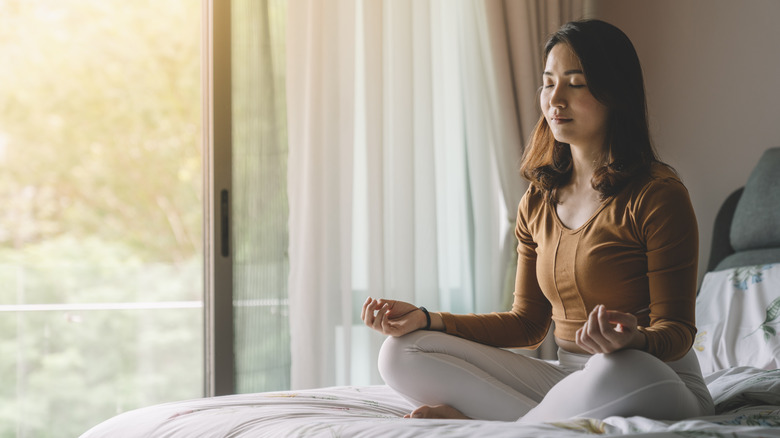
[81,149,780,437]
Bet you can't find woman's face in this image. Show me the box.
[541,44,609,152]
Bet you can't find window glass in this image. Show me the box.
[0,1,203,435]
[231,0,290,393]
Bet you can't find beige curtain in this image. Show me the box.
[505,1,584,137]
[481,0,583,359]
[480,0,584,226]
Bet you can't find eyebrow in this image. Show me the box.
[543,69,584,76]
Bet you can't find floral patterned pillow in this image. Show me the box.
[695,264,780,375]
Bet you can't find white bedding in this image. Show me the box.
[695,264,780,374]
[81,264,780,437]
[80,373,780,437]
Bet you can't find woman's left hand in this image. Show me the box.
[575,305,647,354]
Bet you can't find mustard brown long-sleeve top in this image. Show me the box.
[437,164,699,362]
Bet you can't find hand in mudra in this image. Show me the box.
[361,297,426,337]
[575,304,647,354]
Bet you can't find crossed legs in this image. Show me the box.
[379,331,713,422]
[378,331,567,421]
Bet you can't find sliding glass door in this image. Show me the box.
[1,2,290,434]
[205,0,290,396]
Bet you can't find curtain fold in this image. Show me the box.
[287,0,582,389]
[286,0,356,390]
[481,0,583,359]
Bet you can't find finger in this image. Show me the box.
[360,296,371,321]
[575,327,595,354]
[380,306,394,335]
[575,323,600,354]
[604,310,638,331]
[363,299,378,326]
[596,305,625,347]
[576,319,601,354]
[582,306,609,354]
[595,305,623,347]
[380,299,394,317]
[373,303,390,330]
[596,305,617,337]
[585,306,603,339]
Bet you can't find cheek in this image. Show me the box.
[581,98,609,124]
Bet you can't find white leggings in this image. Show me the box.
[378,331,714,422]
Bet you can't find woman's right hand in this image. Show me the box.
[361,297,427,337]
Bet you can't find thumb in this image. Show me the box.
[605,310,637,329]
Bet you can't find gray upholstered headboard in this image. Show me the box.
[707,147,780,271]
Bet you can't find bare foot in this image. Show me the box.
[404,404,470,419]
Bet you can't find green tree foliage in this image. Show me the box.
[0,0,201,263]
[0,1,203,436]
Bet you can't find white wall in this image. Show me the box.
[585,0,780,279]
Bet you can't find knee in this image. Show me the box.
[377,332,422,385]
[585,349,679,387]
[377,335,402,378]
[378,330,445,385]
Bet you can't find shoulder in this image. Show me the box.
[521,183,546,203]
[519,183,547,218]
[516,184,550,239]
[621,163,697,239]
[624,162,691,207]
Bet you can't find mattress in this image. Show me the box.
[79,368,780,437]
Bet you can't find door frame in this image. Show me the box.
[203,0,235,397]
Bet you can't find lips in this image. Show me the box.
[550,116,572,124]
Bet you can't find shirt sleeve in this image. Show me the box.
[632,176,699,361]
[437,187,552,349]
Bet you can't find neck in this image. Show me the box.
[569,144,605,188]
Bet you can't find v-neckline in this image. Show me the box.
[551,196,613,233]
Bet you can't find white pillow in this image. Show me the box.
[695,263,780,375]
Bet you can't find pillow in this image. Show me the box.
[729,147,780,252]
[695,263,780,375]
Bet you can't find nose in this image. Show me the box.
[549,84,567,108]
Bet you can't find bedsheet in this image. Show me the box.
[81,367,780,437]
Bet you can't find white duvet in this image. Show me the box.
[80,368,780,437]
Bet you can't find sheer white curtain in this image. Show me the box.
[286,0,357,390]
[287,0,580,390]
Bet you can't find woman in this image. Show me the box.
[360,19,714,422]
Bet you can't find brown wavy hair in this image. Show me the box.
[520,19,661,203]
